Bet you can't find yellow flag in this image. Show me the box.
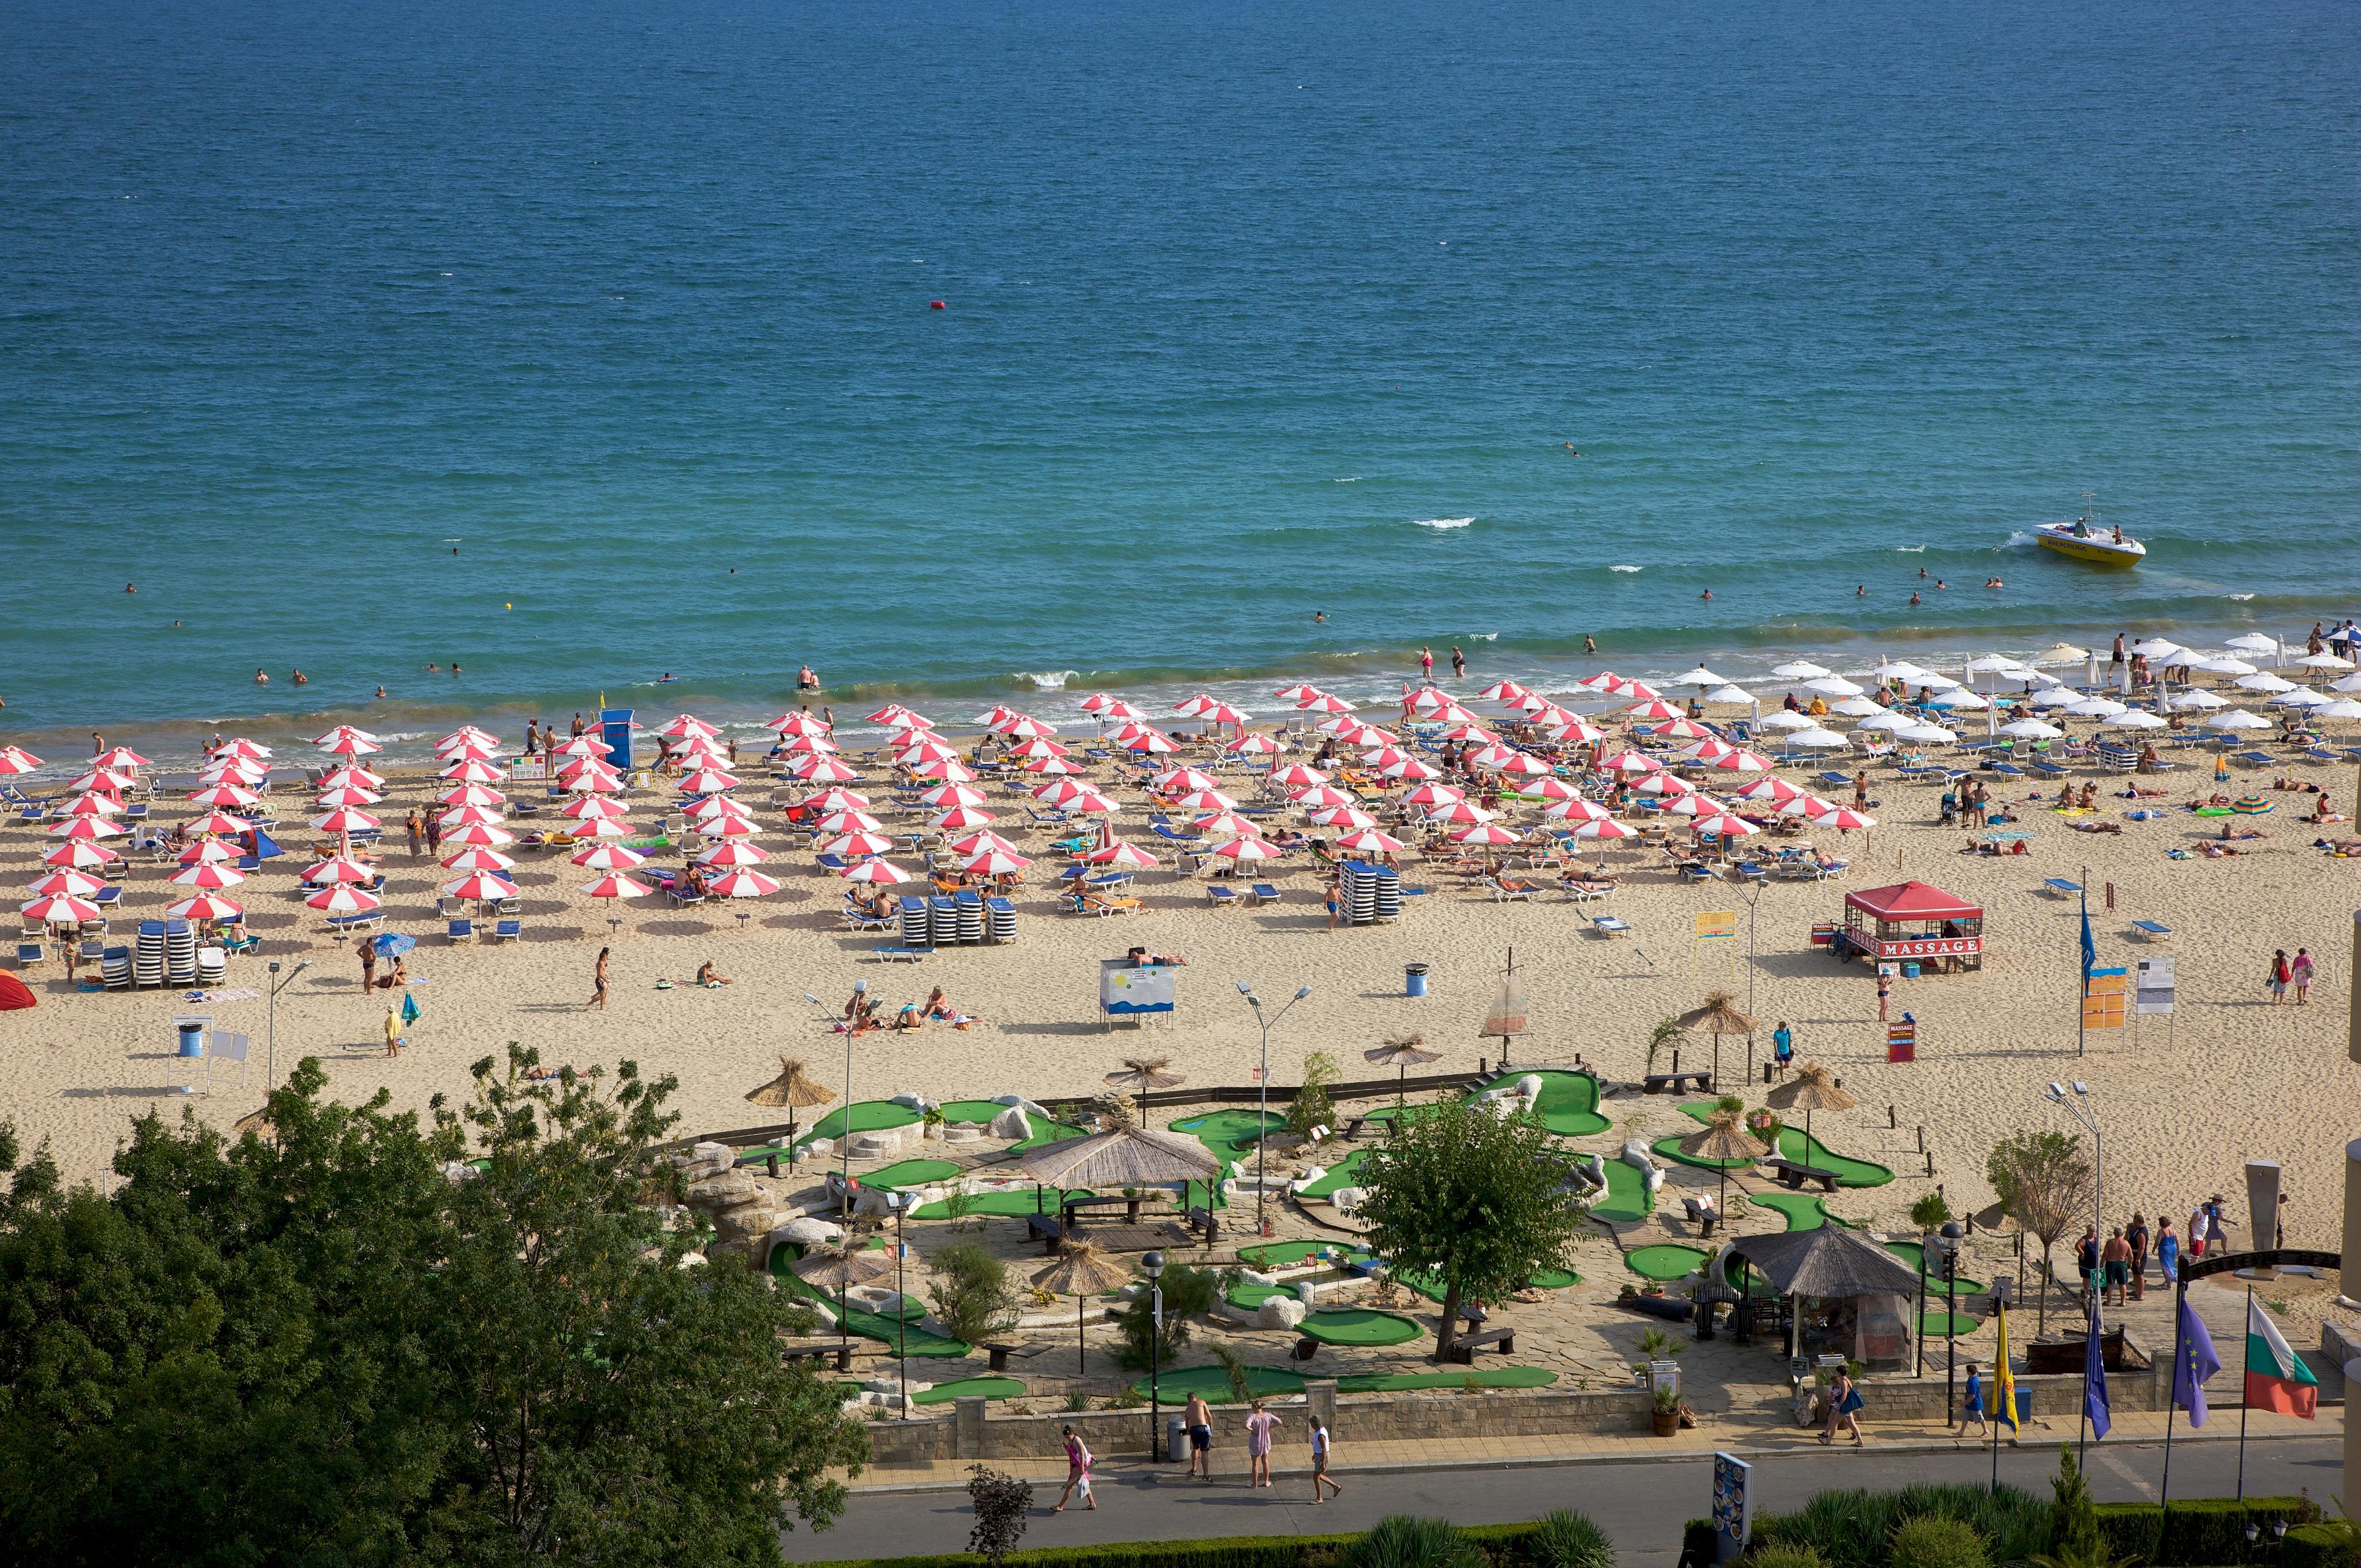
[1993,1302,2018,1432]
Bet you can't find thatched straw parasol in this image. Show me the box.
[745,1055,836,1141]
[232,1105,275,1139]
[1764,1062,1858,1152]
[1103,1056,1185,1126]
[1365,1033,1441,1107]
[1677,1105,1768,1214]
[1675,991,1758,1088]
[793,1242,894,1358]
[1031,1242,1134,1374]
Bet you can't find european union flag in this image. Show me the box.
[2174,1291,2222,1425]
[2084,1297,2111,1439]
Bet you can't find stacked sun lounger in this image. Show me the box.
[985,896,1018,943]
[1336,861,1401,926]
[164,920,198,986]
[899,896,930,947]
[954,891,984,944]
[928,896,958,946]
[133,921,168,987]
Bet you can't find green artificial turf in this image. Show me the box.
[1237,1240,1370,1269]
[1752,1193,1850,1231]
[1226,1283,1293,1310]
[1624,1244,1712,1281]
[1130,1365,1309,1404]
[771,1256,972,1357]
[935,1101,1090,1151]
[1467,1069,1610,1137]
[910,1376,1026,1405]
[910,1185,1093,1220]
[1920,1311,1984,1338]
[793,1101,921,1149]
[1651,1134,1757,1172]
[1589,1157,1657,1224]
[1527,1268,1580,1290]
[1339,1366,1558,1392]
[866,1159,962,1189]
[1299,1309,1422,1347]
[1170,1107,1289,1159]
[1883,1242,1986,1301]
[1675,1104,1894,1188]
[1294,1150,1367,1200]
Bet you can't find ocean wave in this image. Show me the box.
[1414,517,1474,530]
[1468,632,1498,641]
[1333,476,1361,483]
[1610,565,1641,573]
[1014,669,1080,689]
[2225,593,2255,601]
[1894,545,1926,553]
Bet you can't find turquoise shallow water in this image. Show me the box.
[1,0,2355,756]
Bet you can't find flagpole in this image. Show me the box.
[2161,1276,2186,1510]
[2079,1291,2095,1469]
[2238,1283,2251,1501]
[1990,1301,2003,1496]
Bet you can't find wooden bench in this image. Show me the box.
[980,1339,1055,1374]
[1025,1212,1066,1253]
[1643,1070,1714,1096]
[782,1342,856,1372]
[1184,1207,1220,1247]
[1765,1157,1840,1193]
[1680,1197,1721,1238]
[1442,1326,1516,1364]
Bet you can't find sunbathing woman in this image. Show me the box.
[2078,783,2099,810]
[694,960,731,987]
[2057,782,2079,808]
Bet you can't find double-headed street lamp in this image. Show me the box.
[1143,1249,1166,1460]
[2044,1080,2103,1466]
[1236,982,1313,1238]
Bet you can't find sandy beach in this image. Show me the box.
[4,719,2354,1269]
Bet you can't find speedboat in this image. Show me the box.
[2034,512,2145,567]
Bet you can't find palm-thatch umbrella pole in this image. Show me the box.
[1103,1056,1185,1133]
[793,1241,892,1372]
[1677,1104,1769,1217]
[1675,991,1758,1094]
[744,1056,836,1166]
[1365,1033,1440,1110]
[1764,1062,1859,1163]
[1031,1243,1134,1376]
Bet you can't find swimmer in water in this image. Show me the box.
[450,662,462,674]
[658,672,676,683]
[255,668,269,684]
[1700,589,1713,601]
[1582,634,1596,654]
[1909,591,1922,606]
[124,583,136,593]
[375,685,386,698]
[426,664,439,673]
[1934,579,1946,590]
[1314,611,1326,622]
[291,670,307,685]
[1856,585,1866,597]
[1918,567,1928,579]
[1564,442,1580,455]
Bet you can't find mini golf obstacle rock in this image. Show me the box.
[989,1105,1032,1140]
[939,1125,984,1143]
[772,1215,843,1247]
[1257,1296,1309,1330]
[991,1094,1050,1118]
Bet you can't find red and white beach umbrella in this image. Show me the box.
[441,871,520,902]
[1424,800,1496,825]
[1172,694,1217,717]
[50,816,126,840]
[1596,750,1663,774]
[930,805,996,831]
[23,893,102,926]
[1174,788,1240,812]
[1451,821,1521,847]
[1361,746,1413,770]
[1289,784,1353,810]
[1266,764,1330,790]
[771,711,831,737]
[1542,719,1608,746]
[580,872,653,900]
[562,794,629,821]
[168,892,246,923]
[319,731,384,757]
[838,857,909,885]
[1308,804,1377,831]
[567,816,634,841]
[1001,716,1061,741]
[1086,839,1160,869]
[212,737,272,760]
[962,849,1033,877]
[436,803,508,829]
[1155,766,1221,794]
[1651,719,1716,741]
[1710,750,1775,774]
[180,811,250,838]
[895,735,960,765]
[67,768,134,796]
[435,782,505,808]
[1661,793,1717,817]
[44,841,119,869]
[813,808,883,835]
[440,844,518,873]
[437,725,497,751]
[919,782,989,809]
[697,839,771,867]
[572,841,647,871]
[1004,737,1070,760]
[657,714,720,741]
[799,787,872,814]
[793,754,862,783]
[1095,699,1148,723]
[560,760,623,790]
[441,758,507,785]
[172,861,248,890]
[1545,798,1615,824]
[1064,790,1118,816]
[775,733,838,758]
[704,869,781,899]
[1124,730,1177,755]
[1296,692,1355,714]
[1568,818,1640,841]
[1273,682,1326,703]
[1527,777,1582,802]
[1228,732,1284,756]
[676,767,741,796]
[1620,680,1663,703]
[313,807,382,835]
[868,703,923,727]
[1494,750,1555,778]
[822,831,896,859]
[60,793,123,818]
[552,734,609,757]
[1438,723,1499,745]
[177,838,238,865]
[307,884,383,914]
[1378,756,1441,782]
[693,814,758,839]
[1193,812,1262,841]
[949,829,1023,858]
[1198,703,1248,729]
[1633,772,1697,797]
[198,759,271,786]
[1209,835,1280,863]
[1405,686,1456,717]
[688,796,753,827]
[1626,699,1687,721]
[0,745,45,774]
[1691,813,1759,839]
[441,821,517,849]
[189,782,262,808]
[1476,679,1532,705]
[29,869,105,898]
[93,746,151,771]
[1020,756,1077,776]
[1808,807,1876,831]
[1333,828,1406,855]
[1736,776,1803,805]
[1401,780,1465,808]
[1031,776,1099,808]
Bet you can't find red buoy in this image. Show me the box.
[929,300,947,310]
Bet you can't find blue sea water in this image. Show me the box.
[2,0,2356,753]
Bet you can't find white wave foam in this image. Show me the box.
[1469,632,1497,641]
[2225,593,2255,602]
[1894,545,1926,553]
[1414,517,1474,530]
[2003,531,2041,549]
[1333,476,1361,483]
[1609,565,1641,573]
[1015,670,1079,689]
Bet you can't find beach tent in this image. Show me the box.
[0,973,35,1011]
[1837,880,1983,971]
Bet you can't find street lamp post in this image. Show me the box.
[805,988,860,1214]
[889,1191,909,1420]
[1938,1220,1965,1425]
[1144,1249,1166,1460]
[1236,982,1314,1239]
[265,959,310,1094]
[2044,1081,2102,1466]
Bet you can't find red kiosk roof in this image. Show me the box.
[1845,879,1981,922]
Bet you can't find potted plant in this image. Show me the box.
[1651,1385,1682,1436]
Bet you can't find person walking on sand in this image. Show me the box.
[1309,1417,1341,1504]
[1053,1425,1096,1512]
[1244,1400,1281,1488]
[2267,949,2291,1003]
[2186,1202,2208,1259]
[1184,1391,1214,1480]
[383,1002,402,1058]
[1772,1021,1794,1074]
[1819,1366,1864,1447]
[405,809,423,859]
[2126,1212,2150,1300]
[1958,1362,1988,1438]
[2291,948,2313,1005]
[423,813,442,857]
[587,946,610,1011]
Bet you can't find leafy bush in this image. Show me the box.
[1113,1263,1218,1371]
[1290,1051,1340,1138]
[1908,1193,1954,1230]
[1342,1516,1488,1568]
[1752,1484,2048,1568]
[1529,1508,1614,1568]
[925,1242,1020,1346]
[1748,1547,1831,1568]
[1890,1514,1987,1568]
[2094,1496,2322,1565]
[965,1465,1034,1563]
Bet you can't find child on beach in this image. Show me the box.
[1310,1418,1340,1503]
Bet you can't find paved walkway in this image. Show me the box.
[840,1399,2340,1491]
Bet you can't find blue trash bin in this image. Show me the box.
[1405,963,1429,998]
[177,1022,205,1058]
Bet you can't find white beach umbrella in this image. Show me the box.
[2236,672,2295,693]
[2295,652,2355,671]
[1829,697,1884,718]
[2277,687,2331,708]
[2102,710,2165,731]
[1671,666,1728,687]
[1855,712,1914,732]
[2313,699,2361,722]
[1701,685,1756,706]
[1870,660,1931,681]
[1805,677,1865,697]
[2167,690,2225,711]
[1998,718,2064,739]
[1898,723,1958,743]
[1770,660,1832,679]
[2224,633,2281,654]
[2066,698,2127,718]
[1925,689,1986,710]
[2192,656,2256,676]
[1786,727,1849,748]
[1757,711,1814,732]
[2204,709,2271,731]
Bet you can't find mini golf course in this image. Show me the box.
[1652,1133,1756,1172]
[1129,1363,1553,1403]
[866,1159,962,1189]
[1132,1364,1310,1403]
[1170,1108,1288,1160]
[771,1253,973,1357]
[909,1376,1026,1406]
[1294,1150,1367,1199]
[911,1184,1095,1220]
[1753,1192,1851,1231]
[935,1101,1091,1151]
[1588,1158,1657,1224]
[1624,1243,1712,1281]
[791,1100,919,1149]
[1675,1103,1895,1187]
[1300,1309,1423,1346]
[1470,1069,1610,1137]
[1238,1240,1370,1269]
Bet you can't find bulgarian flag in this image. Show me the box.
[2244,1296,2319,1418]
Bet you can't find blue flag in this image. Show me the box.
[2173,1292,2222,1426]
[2078,893,2096,982]
[2084,1298,2111,1439]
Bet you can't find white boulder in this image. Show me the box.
[1256,1296,1308,1330]
[773,1216,844,1247]
[992,1094,1051,1118]
[1236,1267,1280,1289]
[989,1105,1032,1141]
[1330,1185,1368,1216]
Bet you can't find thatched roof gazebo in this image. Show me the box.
[1031,1242,1135,1374]
[745,1056,836,1142]
[1022,1123,1219,1190]
[1676,1104,1767,1214]
[1727,1224,1920,1370]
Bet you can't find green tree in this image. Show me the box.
[1354,1098,1583,1360]
[925,1244,1021,1347]
[1289,1050,1339,1139]
[0,1047,871,1566]
[1112,1264,1217,1372]
[1986,1131,2093,1334]
[1910,1192,1955,1230]
[1647,1017,1688,1076]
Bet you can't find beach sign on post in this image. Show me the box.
[2081,967,2129,1034]
[599,707,634,772]
[1886,1016,1918,1064]
[2136,954,2176,1050]
[1100,959,1176,1022]
[1693,909,1738,974]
